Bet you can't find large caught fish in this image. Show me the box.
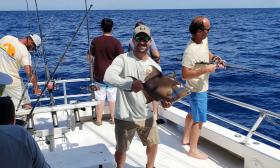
[142,66,191,103]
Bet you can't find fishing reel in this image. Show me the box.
[46,80,56,92]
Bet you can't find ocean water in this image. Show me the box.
[0,9,279,144]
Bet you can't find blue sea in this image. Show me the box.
[0,9,279,145]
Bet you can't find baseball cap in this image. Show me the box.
[0,72,12,85]
[134,25,151,37]
[29,34,41,47]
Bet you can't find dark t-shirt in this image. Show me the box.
[0,125,50,168]
[90,35,124,82]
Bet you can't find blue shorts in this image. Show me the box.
[189,92,208,123]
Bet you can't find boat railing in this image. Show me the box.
[177,92,280,147]
[28,78,280,147]
[29,78,92,104]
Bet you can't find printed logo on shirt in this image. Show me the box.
[0,43,15,57]
[145,65,153,75]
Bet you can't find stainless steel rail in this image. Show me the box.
[28,78,280,146]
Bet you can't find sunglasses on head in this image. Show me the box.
[134,34,151,43]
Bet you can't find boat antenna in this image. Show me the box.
[26,4,94,122]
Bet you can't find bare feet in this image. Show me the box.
[181,138,190,145]
[187,150,208,160]
[109,118,115,124]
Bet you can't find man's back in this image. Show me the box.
[90,35,123,82]
[0,125,50,168]
[0,35,31,85]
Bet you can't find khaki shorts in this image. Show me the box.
[3,82,30,109]
[115,117,159,152]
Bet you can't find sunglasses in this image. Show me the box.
[204,28,211,32]
[134,35,151,43]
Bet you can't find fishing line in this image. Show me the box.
[26,4,94,122]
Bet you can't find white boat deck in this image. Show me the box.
[33,111,243,168]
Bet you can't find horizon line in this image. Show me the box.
[0,7,279,12]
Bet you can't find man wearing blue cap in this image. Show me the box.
[0,34,42,109]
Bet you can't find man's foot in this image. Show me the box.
[156,118,165,124]
[109,119,115,124]
[93,119,102,126]
[181,138,190,145]
[22,104,32,109]
[187,150,208,160]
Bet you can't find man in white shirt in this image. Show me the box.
[0,34,42,109]
[181,16,225,160]
[104,25,171,168]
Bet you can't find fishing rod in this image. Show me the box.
[34,0,54,105]
[33,0,59,128]
[226,63,280,79]
[84,0,95,100]
[196,61,280,79]
[25,0,31,32]
[16,0,41,111]
[26,4,94,123]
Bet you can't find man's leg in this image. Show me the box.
[95,100,105,123]
[188,122,208,159]
[115,151,126,168]
[181,114,193,145]
[108,101,115,123]
[19,80,32,109]
[146,144,158,168]
[152,101,159,114]
[94,88,106,124]
[107,87,117,123]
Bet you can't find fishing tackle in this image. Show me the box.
[26,4,94,123]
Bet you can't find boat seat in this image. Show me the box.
[43,144,114,168]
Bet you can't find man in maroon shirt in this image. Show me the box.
[88,18,124,125]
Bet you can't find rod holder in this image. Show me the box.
[51,111,59,127]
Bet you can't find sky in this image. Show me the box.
[0,0,279,11]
